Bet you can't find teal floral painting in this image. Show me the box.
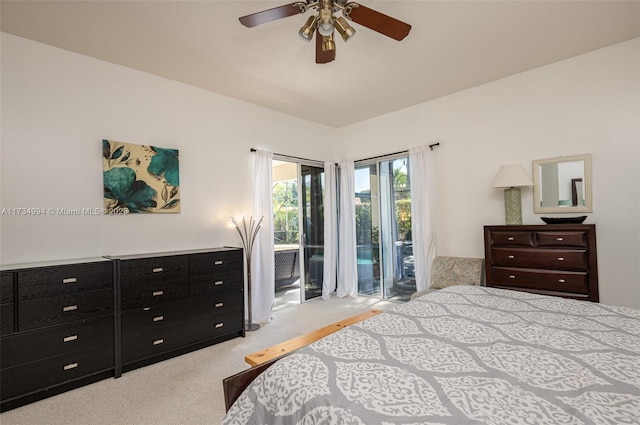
[103,139,180,213]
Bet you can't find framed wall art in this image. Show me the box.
[102,139,180,213]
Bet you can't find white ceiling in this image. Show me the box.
[2,1,639,127]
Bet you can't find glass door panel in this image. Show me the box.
[272,161,301,310]
[300,164,324,301]
[355,156,414,301]
[379,157,413,300]
[355,164,380,295]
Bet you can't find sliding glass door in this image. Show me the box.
[355,156,414,301]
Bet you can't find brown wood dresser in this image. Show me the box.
[483,224,598,301]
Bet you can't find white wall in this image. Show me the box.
[2,33,638,307]
[339,38,640,308]
[0,33,335,263]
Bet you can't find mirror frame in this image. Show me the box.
[532,154,592,214]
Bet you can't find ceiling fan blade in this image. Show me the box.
[239,3,304,28]
[346,3,411,41]
[315,29,336,64]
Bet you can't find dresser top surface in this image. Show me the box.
[485,224,595,230]
[1,257,110,272]
[105,246,242,261]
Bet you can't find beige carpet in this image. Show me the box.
[0,294,397,425]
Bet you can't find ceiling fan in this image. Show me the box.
[239,0,411,64]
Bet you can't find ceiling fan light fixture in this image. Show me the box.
[239,0,412,64]
[334,16,355,41]
[321,34,335,52]
[318,2,334,36]
[298,15,318,41]
[318,20,334,36]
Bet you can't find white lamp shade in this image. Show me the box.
[492,164,533,188]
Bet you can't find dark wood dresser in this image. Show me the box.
[483,224,598,301]
[112,247,244,373]
[0,247,244,411]
[0,258,115,412]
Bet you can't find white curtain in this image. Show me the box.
[409,146,438,292]
[251,150,275,323]
[337,161,358,298]
[322,162,338,299]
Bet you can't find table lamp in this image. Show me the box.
[492,164,533,225]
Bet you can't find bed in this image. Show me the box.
[222,285,640,424]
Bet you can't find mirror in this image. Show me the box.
[533,154,592,213]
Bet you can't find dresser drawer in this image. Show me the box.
[18,289,113,331]
[122,301,192,341]
[180,292,243,342]
[120,256,187,285]
[491,248,588,271]
[121,309,192,363]
[1,272,13,305]
[1,315,113,369]
[190,250,243,278]
[0,344,113,401]
[203,290,243,316]
[186,291,243,321]
[190,273,242,296]
[490,231,534,247]
[536,231,587,247]
[492,267,589,294]
[184,307,243,343]
[18,262,112,301]
[1,304,14,335]
[121,281,188,311]
[120,256,188,310]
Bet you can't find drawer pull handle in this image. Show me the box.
[557,257,565,261]
[507,237,514,241]
[62,277,77,284]
[153,290,164,296]
[143,307,151,311]
[508,255,515,259]
[557,237,564,241]
[63,335,78,343]
[215,302,224,308]
[63,305,78,312]
[152,267,163,273]
[215,323,224,328]
[214,281,224,286]
[153,339,164,345]
[214,260,223,265]
[509,275,516,279]
[64,363,78,371]
[558,279,566,283]
[153,315,164,322]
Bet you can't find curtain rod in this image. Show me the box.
[355,143,440,163]
[356,149,408,163]
[250,148,325,164]
[251,143,440,165]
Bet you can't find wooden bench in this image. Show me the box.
[245,309,382,366]
[224,309,382,411]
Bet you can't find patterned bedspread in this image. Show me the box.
[222,286,640,425]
